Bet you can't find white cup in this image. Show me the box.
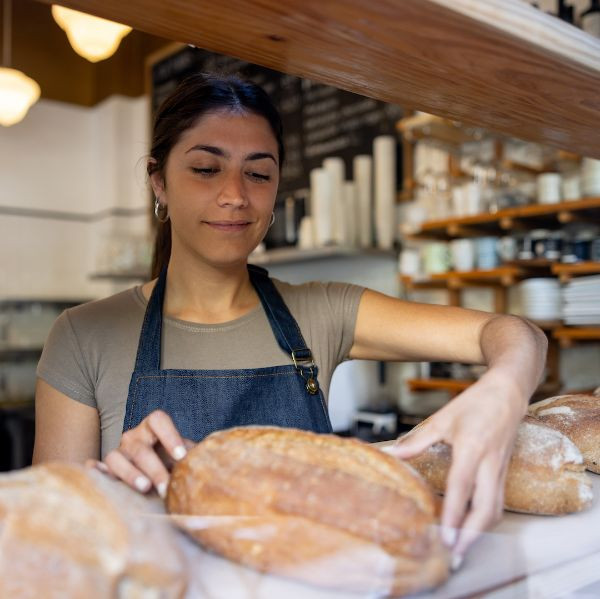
[464,182,482,215]
[423,242,451,274]
[497,236,517,262]
[297,216,314,249]
[476,237,500,269]
[399,248,421,276]
[537,173,562,204]
[562,175,581,201]
[450,239,475,271]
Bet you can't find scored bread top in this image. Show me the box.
[529,394,600,472]
[512,416,584,471]
[168,426,439,551]
[529,394,600,423]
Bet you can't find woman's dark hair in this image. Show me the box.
[149,73,285,278]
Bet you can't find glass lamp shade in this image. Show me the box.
[0,67,41,127]
[51,5,132,63]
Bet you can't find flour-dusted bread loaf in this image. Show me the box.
[167,426,450,596]
[0,463,187,599]
[408,416,593,515]
[529,394,600,473]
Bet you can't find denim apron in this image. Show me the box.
[122,265,332,441]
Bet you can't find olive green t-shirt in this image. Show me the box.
[37,279,365,457]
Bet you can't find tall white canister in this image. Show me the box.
[343,180,358,247]
[309,167,334,246]
[373,135,397,250]
[323,157,346,245]
[353,154,373,248]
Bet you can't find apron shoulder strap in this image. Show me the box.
[248,265,314,365]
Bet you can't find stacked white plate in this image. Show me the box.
[518,278,562,321]
[581,158,600,197]
[562,275,600,325]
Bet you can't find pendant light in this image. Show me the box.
[0,0,41,127]
[51,5,132,63]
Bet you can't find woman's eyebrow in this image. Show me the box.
[185,145,277,165]
[185,144,227,157]
[246,152,277,165]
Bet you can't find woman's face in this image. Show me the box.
[152,109,280,268]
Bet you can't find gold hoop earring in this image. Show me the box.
[154,198,169,223]
[269,212,275,228]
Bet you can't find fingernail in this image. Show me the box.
[173,445,187,461]
[134,475,151,492]
[95,461,109,473]
[157,482,168,499]
[451,553,464,571]
[442,527,457,548]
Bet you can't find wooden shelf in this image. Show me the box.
[410,197,600,239]
[553,327,600,348]
[90,248,397,281]
[552,262,600,283]
[0,400,35,411]
[249,246,396,266]
[400,266,524,289]
[407,378,474,394]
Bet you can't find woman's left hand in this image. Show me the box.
[388,370,528,565]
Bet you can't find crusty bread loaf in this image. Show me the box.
[0,463,187,598]
[529,394,600,473]
[167,426,450,596]
[408,416,593,515]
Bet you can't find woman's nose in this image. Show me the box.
[217,172,248,208]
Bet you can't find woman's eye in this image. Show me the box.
[248,172,271,181]
[192,167,219,175]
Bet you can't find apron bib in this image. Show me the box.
[122,265,332,441]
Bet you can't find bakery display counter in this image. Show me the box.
[169,449,600,598]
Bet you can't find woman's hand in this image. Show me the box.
[88,410,194,498]
[388,370,528,566]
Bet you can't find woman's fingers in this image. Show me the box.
[386,421,444,459]
[452,454,505,558]
[440,442,480,549]
[104,449,154,494]
[85,458,110,475]
[133,410,188,462]
[119,440,171,498]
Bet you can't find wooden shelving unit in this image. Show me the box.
[407,378,473,397]
[409,197,600,240]
[552,262,600,283]
[553,327,600,348]
[400,266,524,289]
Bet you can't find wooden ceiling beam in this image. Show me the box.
[33,0,600,157]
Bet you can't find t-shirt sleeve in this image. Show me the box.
[321,282,365,363]
[36,310,97,407]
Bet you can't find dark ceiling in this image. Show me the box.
[1,0,170,106]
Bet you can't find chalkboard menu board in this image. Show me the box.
[151,45,403,199]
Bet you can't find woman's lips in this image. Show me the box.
[204,220,253,233]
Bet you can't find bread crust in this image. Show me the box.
[0,463,187,598]
[167,426,450,596]
[408,416,593,515]
[529,394,600,473]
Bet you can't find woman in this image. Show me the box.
[33,73,547,564]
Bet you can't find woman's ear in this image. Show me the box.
[148,159,166,198]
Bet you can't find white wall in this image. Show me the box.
[0,96,150,300]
